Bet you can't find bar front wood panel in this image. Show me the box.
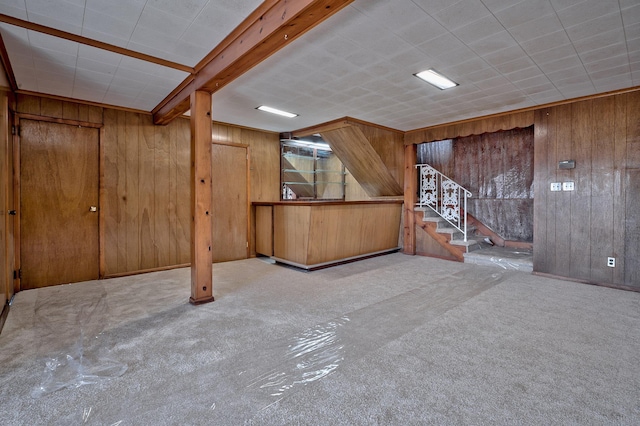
[272,202,401,267]
[273,204,311,265]
[533,90,640,289]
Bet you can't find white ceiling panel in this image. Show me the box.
[0,0,637,132]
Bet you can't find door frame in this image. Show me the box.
[211,139,251,259]
[14,113,104,291]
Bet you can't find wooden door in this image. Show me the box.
[211,143,249,262]
[20,119,99,289]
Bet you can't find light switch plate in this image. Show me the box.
[550,182,561,191]
[562,181,575,191]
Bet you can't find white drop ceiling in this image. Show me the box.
[0,0,638,132]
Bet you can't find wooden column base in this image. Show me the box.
[189,296,215,305]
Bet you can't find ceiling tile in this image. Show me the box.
[468,30,518,56]
[82,10,137,42]
[520,30,573,56]
[538,55,583,74]
[451,14,504,45]
[593,75,633,92]
[504,65,541,82]
[353,0,428,31]
[573,28,626,55]
[146,0,209,21]
[484,45,528,67]
[395,14,448,45]
[494,0,556,29]
[84,0,145,24]
[565,12,624,42]
[507,14,565,43]
[25,0,85,28]
[530,44,578,65]
[621,2,640,25]
[417,33,467,57]
[432,0,491,30]
[137,5,191,39]
[556,0,620,27]
[545,65,587,82]
[579,43,628,64]
[0,2,27,19]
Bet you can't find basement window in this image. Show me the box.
[280,137,346,201]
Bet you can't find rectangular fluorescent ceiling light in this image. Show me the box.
[257,105,298,118]
[415,69,458,90]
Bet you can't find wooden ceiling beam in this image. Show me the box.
[152,0,354,125]
[0,14,193,74]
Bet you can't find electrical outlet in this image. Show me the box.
[607,257,615,268]
[550,182,561,191]
[562,181,575,191]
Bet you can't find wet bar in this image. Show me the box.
[254,201,402,270]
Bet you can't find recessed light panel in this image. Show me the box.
[257,105,298,118]
[414,69,458,90]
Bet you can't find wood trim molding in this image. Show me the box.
[152,0,354,125]
[0,14,193,74]
[11,112,19,293]
[15,89,150,116]
[291,116,403,138]
[105,263,191,279]
[98,126,105,279]
[16,113,103,129]
[211,140,249,148]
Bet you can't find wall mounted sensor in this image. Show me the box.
[558,160,575,169]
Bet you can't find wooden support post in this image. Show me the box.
[189,91,214,305]
[403,144,417,255]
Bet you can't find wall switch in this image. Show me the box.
[607,257,615,268]
[550,182,561,191]
[562,181,575,191]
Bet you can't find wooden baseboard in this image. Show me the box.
[104,263,191,279]
[532,271,640,293]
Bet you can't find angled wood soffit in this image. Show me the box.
[320,125,403,197]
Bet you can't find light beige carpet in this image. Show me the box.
[1,253,639,425]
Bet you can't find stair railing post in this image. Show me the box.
[463,190,468,242]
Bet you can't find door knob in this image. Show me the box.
[89,206,98,212]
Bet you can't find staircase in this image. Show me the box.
[414,207,483,262]
[414,163,533,270]
[414,164,482,261]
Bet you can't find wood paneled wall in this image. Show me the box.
[103,110,192,275]
[321,126,402,197]
[352,122,405,189]
[534,91,640,289]
[418,128,534,242]
[15,94,280,277]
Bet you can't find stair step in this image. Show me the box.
[449,239,483,253]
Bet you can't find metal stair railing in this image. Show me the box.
[415,164,472,242]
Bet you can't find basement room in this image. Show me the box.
[1,0,639,424]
